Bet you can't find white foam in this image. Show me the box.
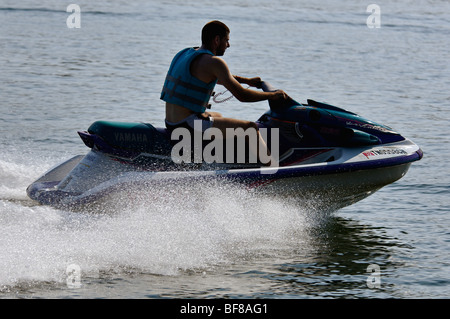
[0,154,322,290]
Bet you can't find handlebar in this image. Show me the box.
[260,81,301,111]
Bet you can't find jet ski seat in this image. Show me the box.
[83,121,173,156]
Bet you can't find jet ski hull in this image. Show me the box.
[27,139,422,210]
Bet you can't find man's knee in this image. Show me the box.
[244,121,258,130]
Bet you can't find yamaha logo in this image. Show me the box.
[114,132,148,143]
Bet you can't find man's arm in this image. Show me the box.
[213,57,287,102]
[234,75,262,88]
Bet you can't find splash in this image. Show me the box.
[0,154,329,292]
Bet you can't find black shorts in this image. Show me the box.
[165,113,214,132]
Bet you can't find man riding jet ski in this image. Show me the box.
[26,21,423,210]
[26,78,422,209]
[162,20,287,167]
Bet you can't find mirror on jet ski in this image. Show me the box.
[260,81,301,112]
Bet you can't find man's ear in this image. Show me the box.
[213,35,221,46]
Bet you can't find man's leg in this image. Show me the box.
[212,117,277,166]
[205,111,223,118]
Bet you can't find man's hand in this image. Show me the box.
[270,90,289,100]
[246,77,262,88]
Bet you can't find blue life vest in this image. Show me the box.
[160,48,217,113]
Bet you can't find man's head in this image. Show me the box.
[201,20,230,56]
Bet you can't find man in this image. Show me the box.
[161,20,287,165]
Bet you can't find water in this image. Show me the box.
[1,0,449,299]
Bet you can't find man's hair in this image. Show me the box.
[201,20,230,45]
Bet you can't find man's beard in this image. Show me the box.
[216,48,226,56]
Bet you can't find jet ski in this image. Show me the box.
[27,82,423,210]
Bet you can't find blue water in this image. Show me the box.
[0,0,449,299]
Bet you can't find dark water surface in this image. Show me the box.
[1,0,449,299]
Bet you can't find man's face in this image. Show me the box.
[216,33,230,56]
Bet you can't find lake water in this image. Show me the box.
[0,0,449,300]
